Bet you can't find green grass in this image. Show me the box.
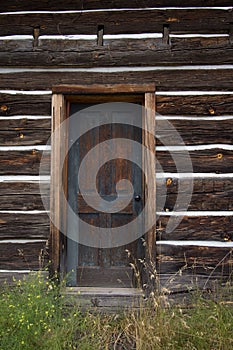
[0,272,232,350]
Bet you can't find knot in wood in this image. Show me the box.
[0,105,8,112]
[166,178,172,186]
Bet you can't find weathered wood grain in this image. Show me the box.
[0,150,50,175]
[1,148,232,175]
[0,9,232,36]
[1,37,233,67]
[157,95,233,115]
[1,117,232,146]
[1,93,232,117]
[157,148,233,173]
[0,241,49,269]
[156,216,233,242]
[0,182,49,210]
[0,178,232,213]
[0,70,233,91]
[0,118,51,145]
[156,119,233,145]
[2,0,232,12]
[0,212,50,238]
[158,272,231,294]
[0,94,51,116]
[156,244,233,275]
[157,178,233,211]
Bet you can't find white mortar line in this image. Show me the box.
[0,239,46,244]
[0,210,48,214]
[157,240,233,247]
[0,174,232,182]
[0,33,229,41]
[156,173,233,179]
[0,269,33,273]
[0,145,50,151]
[0,89,52,94]
[0,35,33,40]
[0,65,233,74]
[0,89,232,96]
[1,7,232,15]
[156,144,233,151]
[0,115,51,120]
[157,211,233,216]
[157,91,233,95]
[0,175,50,182]
[40,34,96,40]
[156,115,233,121]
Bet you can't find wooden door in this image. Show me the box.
[67,101,144,287]
[50,84,156,289]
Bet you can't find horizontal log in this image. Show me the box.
[0,93,51,116]
[0,241,49,269]
[0,178,232,213]
[0,118,51,145]
[1,116,232,146]
[0,69,233,91]
[156,216,233,241]
[0,9,232,36]
[157,178,233,211]
[157,148,233,173]
[0,147,232,175]
[2,1,232,12]
[1,93,232,117]
[156,244,233,276]
[1,37,233,67]
[0,182,49,210]
[158,272,231,294]
[0,212,49,238]
[156,119,233,145]
[0,150,50,175]
[157,94,233,115]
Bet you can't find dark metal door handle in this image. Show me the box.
[135,195,141,202]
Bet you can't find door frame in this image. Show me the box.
[50,84,156,281]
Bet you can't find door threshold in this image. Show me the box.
[63,287,145,311]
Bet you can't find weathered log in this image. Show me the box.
[1,93,232,117]
[0,70,233,91]
[0,9,232,36]
[157,178,233,211]
[0,147,232,175]
[1,0,232,12]
[0,94,51,116]
[0,212,50,238]
[156,216,233,241]
[0,118,51,146]
[157,148,233,173]
[157,94,233,115]
[0,150,50,175]
[1,117,232,146]
[0,37,233,67]
[156,119,233,145]
[0,182,49,210]
[156,244,233,276]
[0,178,232,212]
[0,241,49,269]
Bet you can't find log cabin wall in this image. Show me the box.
[0,0,233,292]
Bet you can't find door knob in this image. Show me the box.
[135,195,141,202]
